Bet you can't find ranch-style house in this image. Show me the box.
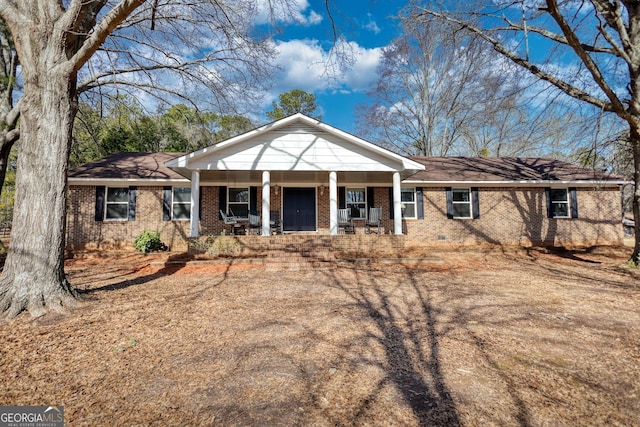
[66,113,628,252]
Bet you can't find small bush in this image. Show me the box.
[134,230,166,253]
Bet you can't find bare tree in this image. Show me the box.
[357,8,598,159]
[419,0,640,264]
[577,128,634,214]
[0,0,298,318]
[357,17,488,156]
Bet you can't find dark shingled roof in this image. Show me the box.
[69,152,185,180]
[69,152,625,183]
[408,157,623,182]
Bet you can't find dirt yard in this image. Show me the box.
[1,248,639,426]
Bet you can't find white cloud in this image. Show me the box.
[364,13,381,34]
[235,38,384,122]
[255,0,322,26]
[341,42,382,92]
[307,10,323,26]
[270,38,382,95]
[272,39,331,92]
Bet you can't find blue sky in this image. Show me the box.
[260,0,405,132]
[257,1,622,136]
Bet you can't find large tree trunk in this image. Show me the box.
[631,125,640,264]
[0,61,78,318]
[0,0,147,318]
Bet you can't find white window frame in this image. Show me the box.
[228,187,249,219]
[172,187,191,221]
[452,188,472,219]
[105,187,129,221]
[346,187,367,219]
[401,187,417,219]
[550,188,570,219]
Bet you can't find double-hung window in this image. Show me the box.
[228,187,249,218]
[549,188,570,218]
[346,187,366,219]
[446,187,479,220]
[172,187,191,220]
[105,187,129,220]
[401,188,416,219]
[452,188,472,219]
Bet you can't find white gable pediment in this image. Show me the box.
[167,114,424,174]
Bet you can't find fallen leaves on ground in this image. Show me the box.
[1,248,639,426]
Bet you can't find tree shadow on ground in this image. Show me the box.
[549,248,602,264]
[530,251,638,290]
[446,299,535,427]
[326,263,461,426]
[76,252,236,295]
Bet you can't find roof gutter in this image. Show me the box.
[401,179,631,187]
[68,177,190,185]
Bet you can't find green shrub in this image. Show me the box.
[134,230,166,253]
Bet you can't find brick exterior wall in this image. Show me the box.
[191,234,407,258]
[67,186,191,251]
[403,186,624,248]
[200,185,223,236]
[67,184,624,252]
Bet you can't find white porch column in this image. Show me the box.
[261,170,271,236]
[393,171,402,235]
[329,171,338,235]
[190,170,200,238]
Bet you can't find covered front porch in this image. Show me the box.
[189,171,409,237]
[165,114,425,238]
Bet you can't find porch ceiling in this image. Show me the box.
[197,170,400,186]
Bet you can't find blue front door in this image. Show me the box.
[283,187,316,231]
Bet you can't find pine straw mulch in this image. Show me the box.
[0,248,639,426]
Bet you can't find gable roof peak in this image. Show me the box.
[165,114,425,173]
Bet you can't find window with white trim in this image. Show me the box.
[549,188,570,218]
[172,187,191,220]
[228,187,249,218]
[346,187,366,219]
[401,187,416,219]
[105,187,129,220]
[452,188,472,219]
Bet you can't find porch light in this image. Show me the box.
[273,185,279,196]
[320,184,325,196]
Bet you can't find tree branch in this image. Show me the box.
[68,0,146,73]
[0,1,25,28]
[3,99,20,129]
[419,9,622,118]
[591,0,632,53]
[544,0,627,114]
[77,60,196,93]
[4,126,18,143]
[500,18,617,55]
[82,80,198,107]
[596,22,631,63]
